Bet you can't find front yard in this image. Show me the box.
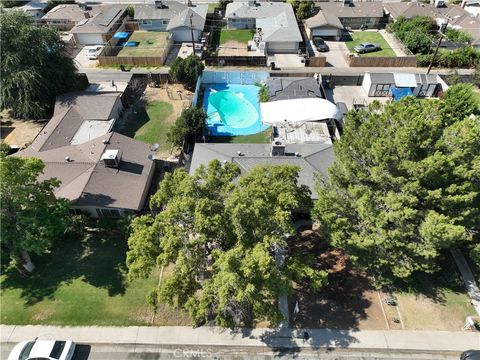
[345,31,396,57]
[117,31,169,57]
[0,220,190,326]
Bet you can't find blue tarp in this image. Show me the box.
[390,87,413,101]
[113,31,130,39]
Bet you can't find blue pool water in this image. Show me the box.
[203,84,268,136]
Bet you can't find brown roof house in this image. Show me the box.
[304,0,386,40]
[42,4,104,30]
[384,2,480,49]
[70,5,127,45]
[15,92,156,218]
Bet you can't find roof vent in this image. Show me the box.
[65,156,71,162]
[222,160,228,164]
[101,149,122,168]
[294,152,299,157]
[102,139,109,144]
[237,150,244,156]
[155,0,166,9]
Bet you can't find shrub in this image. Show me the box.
[167,107,207,146]
[169,54,204,89]
[445,28,472,44]
[417,46,480,68]
[390,16,436,55]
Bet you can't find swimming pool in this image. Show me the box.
[203,84,268,136]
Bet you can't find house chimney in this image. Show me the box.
[83,11,90,19]
[343,0,353,7]
[271,140,285,157]
[187,0,193,7]
[155,0,165,9]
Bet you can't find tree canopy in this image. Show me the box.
[127,161,327,328]
[313,85,480,283]
[169,54,204,89]
[0,11,77,119]
[0,152,71,272]
[167,107,206,146]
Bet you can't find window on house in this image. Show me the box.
[69,208,83,215]
[162,20,168,25]
[141,20,152,25]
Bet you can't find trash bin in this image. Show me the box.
[270,62,275,70]
[119,64,125,72]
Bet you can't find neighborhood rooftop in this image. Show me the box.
[189,143,335,199]
[266,77,324,102]
[135,1,208,30]
[71,5,126,34]
[42,4,103,22]
[225,1,302,42]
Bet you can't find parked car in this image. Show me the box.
[86,45,103,60]
[313,37,329,52]
[8,340,76,360]
[461,350,480,360]
[354,43,380,54]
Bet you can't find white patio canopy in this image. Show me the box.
[260,98,342,125]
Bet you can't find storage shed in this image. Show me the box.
[362,72,441,98]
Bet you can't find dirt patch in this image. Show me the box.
[288,230,389,330]
[0,111,45,149]
[32,308,56,322]
[218,41,248,57]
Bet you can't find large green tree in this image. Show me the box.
[127,161,327,328]
[169,54,204,89]
[0,11,77,119]
[0,152,70,273]
[167,107,206,146]
[313,85,480,283]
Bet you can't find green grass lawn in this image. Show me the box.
[0,221,190,326]
[345,31,396,57]
[393,255,476,330]
[220,29,255,45]
[210,128,272,144]
[117,31,169,57]
[119,100,174,152]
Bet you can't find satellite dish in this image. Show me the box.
[150,143,159,151]
[147,154,155,161]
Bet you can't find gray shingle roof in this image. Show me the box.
[42,4,104,22]
[189,143,334,199]
[226,2,302,42]
[166,6,208,31]
[135,1,207,26]
[266,77,324,101]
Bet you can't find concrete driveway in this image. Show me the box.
[322,41,349,68]
[73,46,99,69]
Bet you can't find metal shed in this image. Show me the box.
[362,72,441,98]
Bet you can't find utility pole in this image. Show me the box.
[189,13,196,56]
[427,20,449,74]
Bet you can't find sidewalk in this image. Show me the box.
[1,325,479,352]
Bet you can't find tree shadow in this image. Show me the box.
[287,229,375,330]
[392,252,468,305]
[1,221,128,305]
[114,101,150,139]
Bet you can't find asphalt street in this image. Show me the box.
[0,342,462,360]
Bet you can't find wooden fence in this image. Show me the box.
[205,56,267,66]
[347,55,417,68]
[308,56,327,67]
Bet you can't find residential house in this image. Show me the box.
[70,5,127,45]
[384,2,480,49]
[135,1,208,42]
[304,0,386,40]
[462,0,480,17]
[15,92,155,218]
[225,0,302,54]
[42,4,103,31]
[189,142,334,199]
[2,0,48,23]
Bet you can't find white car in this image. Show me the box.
[86,45,103,60]
[8,340,76,360]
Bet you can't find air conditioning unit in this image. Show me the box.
[101,149,122,168]
[271,140,285,157]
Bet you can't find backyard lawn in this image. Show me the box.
[210,128,272,144]
[117,31,169,57]
[119,100,175,153]
[220,29,255,45]
[345,31,396,57]
[0,221,190,326]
